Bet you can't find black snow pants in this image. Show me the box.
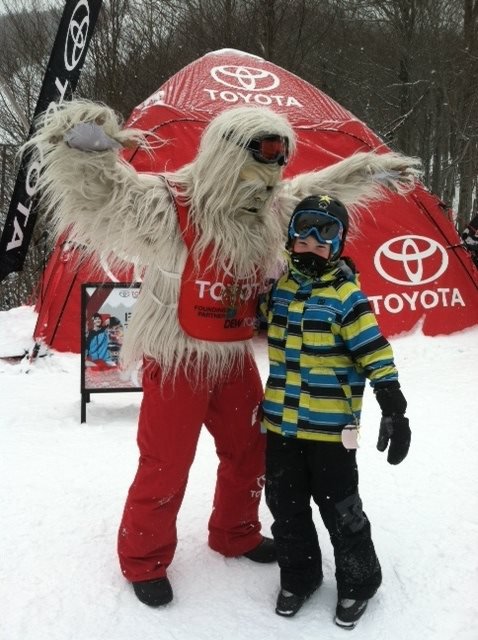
[265,431,382,600]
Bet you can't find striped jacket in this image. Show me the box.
[261,258,398,442]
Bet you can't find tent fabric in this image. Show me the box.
[33,237,135,352]
[35,48,478,353]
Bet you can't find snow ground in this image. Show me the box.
[1,305,477,640]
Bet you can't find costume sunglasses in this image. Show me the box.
[289,209,344,252]
[245,135,289,166]
[225,132,290,166]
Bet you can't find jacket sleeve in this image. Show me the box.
[338,282,399,386]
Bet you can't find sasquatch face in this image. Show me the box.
[234,155,282,220]
[187,106,294,248]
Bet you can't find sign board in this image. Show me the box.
[81,283,142,422]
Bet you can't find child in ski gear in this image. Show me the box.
[261,195,411,629]
[26,98,418,608]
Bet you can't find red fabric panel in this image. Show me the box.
[34,246,134,352]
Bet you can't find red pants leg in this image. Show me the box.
[206,354,266,556]
[117,362,208,582]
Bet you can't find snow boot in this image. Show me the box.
[275,582,321,617]
[132,577,173,607]
[241,537,276,563]
[334,598,368,629]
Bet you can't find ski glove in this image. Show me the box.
[64,122,122,152]
[374,383,411,465]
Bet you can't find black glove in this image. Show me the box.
[374,383,411,465]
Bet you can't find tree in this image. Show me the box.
[1,0,477,311]
[0,0,61,311]
[454,0,478,229]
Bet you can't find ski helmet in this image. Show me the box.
[287,195,349,261]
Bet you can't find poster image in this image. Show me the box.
[81,283,142,421]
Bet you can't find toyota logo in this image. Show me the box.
[211,65,280,91]
[64,0,90,71]
[374,236,449,285]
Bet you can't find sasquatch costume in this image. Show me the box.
[26,100,420,604]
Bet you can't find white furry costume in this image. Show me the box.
[28,100,419,378]
[26,100,420,588]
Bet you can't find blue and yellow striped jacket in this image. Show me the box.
[261,259,398,442]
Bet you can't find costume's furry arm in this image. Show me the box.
[276,150,421,229]
[24,99,175,266]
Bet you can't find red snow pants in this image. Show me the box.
[117,353,265,582]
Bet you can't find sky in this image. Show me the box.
[1,304,477,640]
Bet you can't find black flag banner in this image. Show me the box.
[0,0,103,282]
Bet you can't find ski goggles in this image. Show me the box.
[225,132,290,166]
[289,209,344,252]
[245,135,289,166]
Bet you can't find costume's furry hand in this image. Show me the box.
[282,150,422,222]
[369,152,422,194]
[64,122,122,152]
[30,99,145,152]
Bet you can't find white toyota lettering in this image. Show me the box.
[210,282,225,301]
[196,280,210,298]
[195,280,260,301]
[203,88,302,107]
[54,78,69,102]
[368,288,465,315]
[7,157,42,250]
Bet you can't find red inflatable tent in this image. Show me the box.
[34,48,478,352]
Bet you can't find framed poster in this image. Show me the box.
[81,283,142,422]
